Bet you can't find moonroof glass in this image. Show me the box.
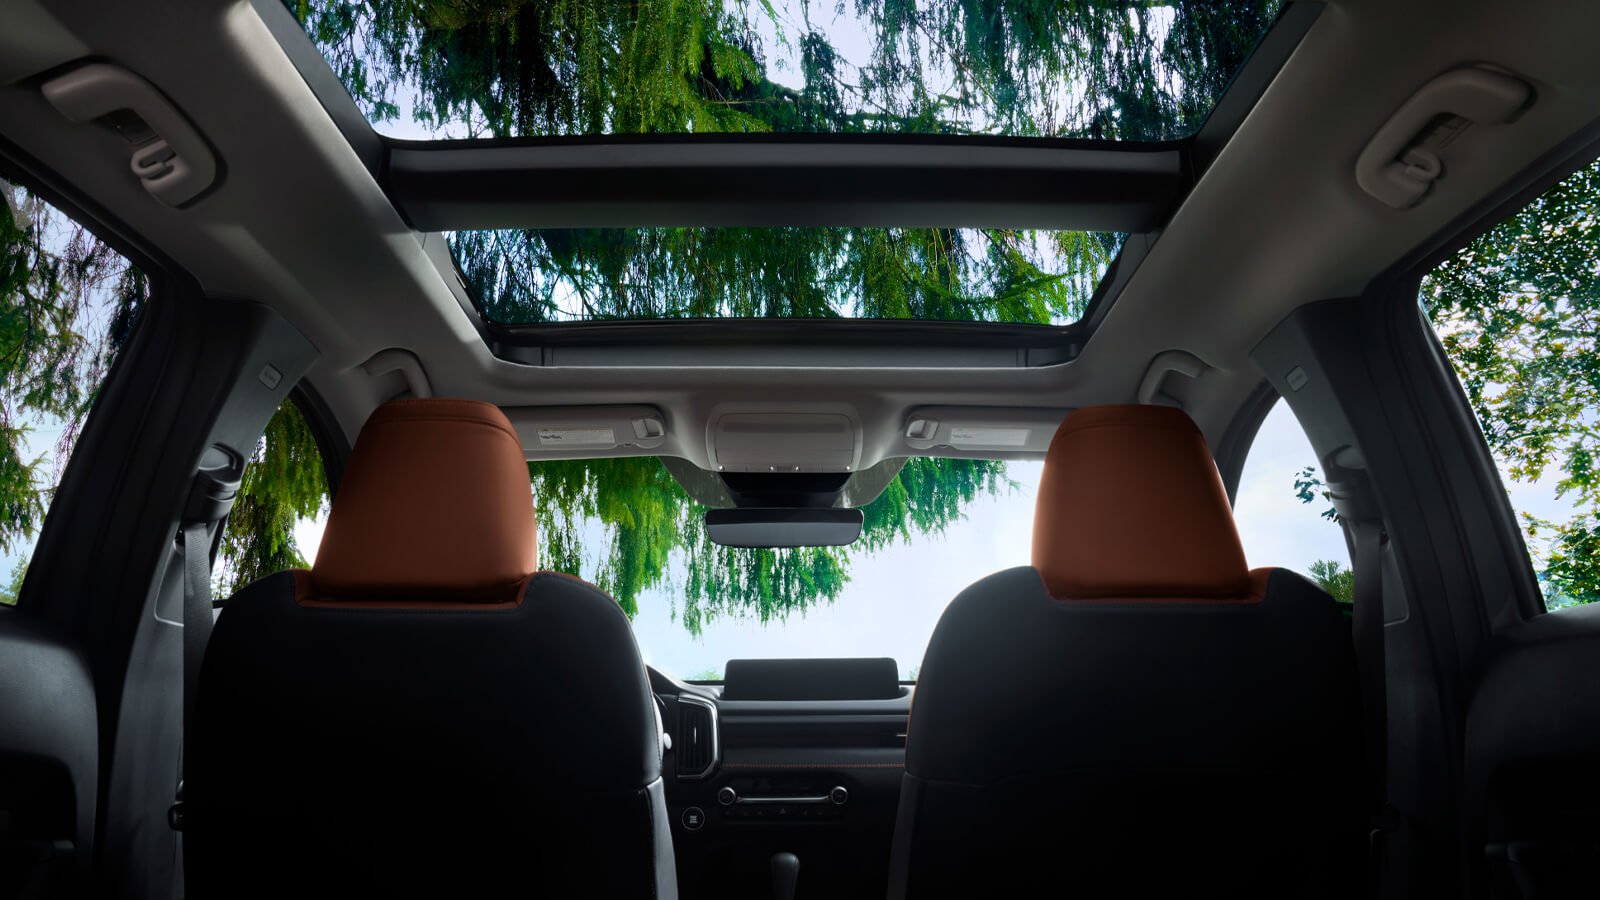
[282,0,1281,142]
[453,227,1120,325]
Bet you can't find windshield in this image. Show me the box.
[459,227,1120,326]
[282,0,1282,142]
[523,455,1021,680]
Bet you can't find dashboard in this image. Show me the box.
[648,661,912,899]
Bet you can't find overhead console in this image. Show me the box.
[710,411,863,474]
[449,402,1087,476]
[502,404,668,457]
[900,406,1070,456]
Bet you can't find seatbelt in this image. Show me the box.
[1351,520,1410,899]
[1351,521,1387,809]
[180,520,214,759]
[170,451,243,834]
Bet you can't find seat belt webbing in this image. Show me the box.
[1351,523,1386,802]
[1351,522,1410,899]
[181,520,213,758]
[172,453,242,837]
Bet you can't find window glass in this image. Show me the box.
[213,397,330,596]
[1233,399,1354,603]
[0,183,331,605]
[1420,159,1600,609]
[0,180,148,604]
[460,227,1121,327]
[529,456,1029,682]
[281,0,1283,143]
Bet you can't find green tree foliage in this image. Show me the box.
[291,0,1279,328]
[1421,160,1600,606]
[286,0,1278,140]
[2,181,324,602]
[459,226,1114,325]
[0,181,146,561]
[216,400,330,594]
[530,455,1008,633]
[1540,518,1599,607]
[0,561,26,606]
[1307,558,1352,603]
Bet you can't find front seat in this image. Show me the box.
[186,398,675,899]
[889,404,1365,898]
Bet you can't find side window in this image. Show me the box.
[0,178,330,604]
[1420,160,1600,610]
[1233,399,1354,604]
[0,179,148,604]
[214,396,332,595]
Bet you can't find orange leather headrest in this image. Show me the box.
[309,398,537,602]
[1032,405,1253,601]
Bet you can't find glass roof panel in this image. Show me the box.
[281,0,1283,142]
[453,226,1121,325]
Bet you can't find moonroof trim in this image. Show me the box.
[383,130,1189,152]
[1188,1,1326,179]
[251,0,1323,365]
[1078,0,1326,333]
[250,0,383,177]
[485,319,1083,369]
[388,139,1187,232]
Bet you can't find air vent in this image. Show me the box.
[676,694,720,780]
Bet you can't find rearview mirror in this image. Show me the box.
[704,508,864,548]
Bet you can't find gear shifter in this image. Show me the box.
[771,852,800,900]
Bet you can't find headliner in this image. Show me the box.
[0,0,1596,470]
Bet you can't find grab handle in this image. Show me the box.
[1355,66,1531,209]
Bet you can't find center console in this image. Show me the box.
[652,659,912,900]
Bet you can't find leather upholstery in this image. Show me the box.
[890,405,1364,899]
[186,398,676,899]
[310,397,537,603]
[1033,404,1253,600]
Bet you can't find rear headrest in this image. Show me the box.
[310,398,537,602]
[1032,404,1253,601]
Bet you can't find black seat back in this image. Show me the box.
[890,405,1364,898]
[186,398,675,899]
[1467,603,1600,899]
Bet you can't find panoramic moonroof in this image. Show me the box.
[283,0,1282,142]
[453,227,1121,326]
